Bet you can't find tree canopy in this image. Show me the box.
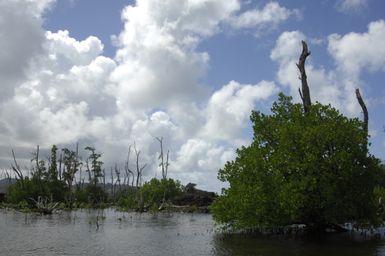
[211,93,384,231]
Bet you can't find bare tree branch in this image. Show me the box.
[134,142,146,188]
[124,145,134,187]
[297,40,312,113]
[355,88,369,143]
[156,137,169,179]
[11,149,23,181]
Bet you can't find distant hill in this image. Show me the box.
[0,178,16,194]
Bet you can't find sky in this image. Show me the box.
[0,0,385,192]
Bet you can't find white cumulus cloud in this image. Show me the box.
[271,31,349,113]
[228,1,301,30]
[271,20,385,118]
[202,80,277,144]
[336,0,369,14]
[328,20,385,76]
[0,0,294,191]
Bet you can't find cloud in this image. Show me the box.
[326,20,385,113]
[336,0,369,14]
[270,31,348,113]
[228,2,301,30]
[0,23,117,148]
[271,20,385,117]
[202,80,277,144]
[328,20,385,76]
[0,0,53,101]
[111,0,244,111]
[0,0,287,192]
[44,30,104,67]
[171,139,235,191]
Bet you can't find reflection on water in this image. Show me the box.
[212,234,385,256]
[1,209,385,256]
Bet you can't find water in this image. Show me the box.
[1,209,385,256]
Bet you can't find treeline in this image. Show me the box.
[4,140,209,212]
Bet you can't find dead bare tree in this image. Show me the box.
[11,149,23,181]
[30,196,59,215]
[297,40,312,113]
[110,167,115,199]
[85,155,92,183]
[102,168,106,191]
[33,145,41,176]
[134,142,147,188]
[355,88,369,136]
[5,170,11,183]
[74,143,79,187]
[58,152,63,181]
[30,146,44,194]
[114,163,121,194]
[156,137,169,180]
[124,145,135,187]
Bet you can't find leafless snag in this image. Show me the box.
[74,143,79,187]
[5,170,11,183]
[58,153,63,181]
[297,40,312,113]
[102,168,106,191]
[110,167,115,199]
[156,137,169,180]
[11,149,23,181]
[355,88,369,145]
[124,145,135,187]
[132,142,147,212]
[114,163,121,194]
[85,154,92,183]
[34,145,40,175]
[30,196,59,215]
[134,142,146,188]
[355,88,368,132]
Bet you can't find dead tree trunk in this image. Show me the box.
[5,170,11,183]
[124,145,135,187]
[110,167,115,200]
[11,149,24,182]
[58,153,62,181]
[102,168,106,192]
[355,88,369,144]
[297,40,312,113]
[114,163,121,194]
[134,142,146,188]
[156,137,169,180]
[74,143,79,187]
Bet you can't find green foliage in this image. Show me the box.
[85,184,107,206]
[7,145,105,209]
[5,143,210,213]
[7,178,66,207]
[140,178,182,208]
[61,148,79,188]
[84,146,103,185]
[211,93,384,231]
[117,192,138,210]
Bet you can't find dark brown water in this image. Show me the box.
[1,209,384,256]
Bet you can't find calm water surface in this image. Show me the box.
[1,209,385,256]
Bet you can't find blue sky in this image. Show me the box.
[0,0,385,191]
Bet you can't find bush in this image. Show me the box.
[141,178,182,208]
[212,94,384,231]
[7,178,66,208]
